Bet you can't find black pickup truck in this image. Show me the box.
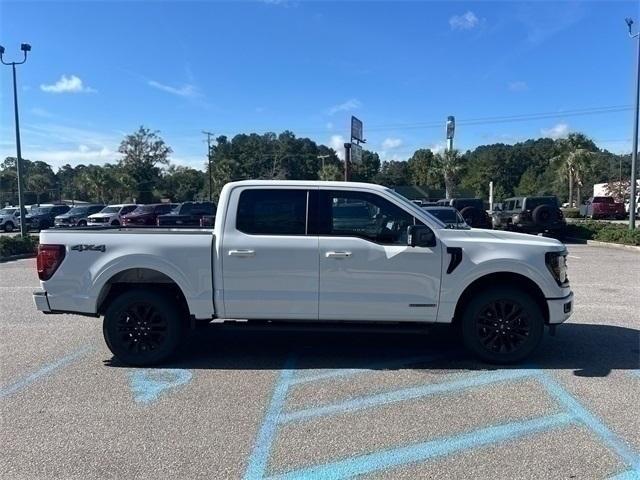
[156,201,216,226]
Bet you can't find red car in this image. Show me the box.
[121,203,177,226]
[580,196,626,220]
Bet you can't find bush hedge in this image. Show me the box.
[561,208,581,219]
[0,235,38,259]
[565,221,640,246]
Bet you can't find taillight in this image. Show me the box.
[37,244,66,281]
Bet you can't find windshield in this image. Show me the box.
[100,206,121,214]
[593,196,614,203]
[385,188,447,228]
[30,207,51,215]
[132,205,155,213]
[0,208,17,215]
[67,207,88,215]
[423,208,470,229]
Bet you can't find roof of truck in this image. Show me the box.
[226,180,389,191]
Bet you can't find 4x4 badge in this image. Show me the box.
[71,244,105,252]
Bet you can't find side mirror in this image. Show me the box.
[408,225,436,248]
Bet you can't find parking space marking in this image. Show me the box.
[279,368,539,424]
[245,357,640,480]
[269,413,573,480]
[0,345,92,399]
[129,368,194,405]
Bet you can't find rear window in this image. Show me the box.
[593,197,614,203]
[236,189,306,235]
[452,199,482,209]
[525,197,558,209]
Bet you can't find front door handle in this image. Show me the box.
[326,251,352,258]
[229,249,255,257]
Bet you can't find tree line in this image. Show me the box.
[0,126,633,207]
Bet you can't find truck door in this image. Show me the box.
[315,189,442,322]
[221,187,319,320]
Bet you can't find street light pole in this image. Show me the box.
[626,18,639,230]
[202,131,214,202]
[1,43,31,237]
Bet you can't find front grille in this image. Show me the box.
[89,217,108,223]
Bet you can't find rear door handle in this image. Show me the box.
[228,249,255,257]
[326,251,352,258]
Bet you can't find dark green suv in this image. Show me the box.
[492,196,565,235]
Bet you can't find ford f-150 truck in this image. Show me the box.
[33,181,573,366]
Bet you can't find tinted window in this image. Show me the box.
[236,189,307,235]
[121,205,137,215]
[525,197,558,209]
[316,191,415,245]
[155,204,173,214]
[593,197,614,203]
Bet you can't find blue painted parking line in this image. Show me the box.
[289,353,446,386]
[0,345,92,399]
[245,357,640,479]
[279,368,540,424]
[129,368,193,405]
[268,413,573,480]
[539,374,640,472]
[244,356,297,480]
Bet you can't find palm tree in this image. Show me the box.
[435,149,463,199]
[551,133,597,207]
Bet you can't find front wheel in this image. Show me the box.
[461,287,544,364]
[103,289,185,366]
[3,222,14,232]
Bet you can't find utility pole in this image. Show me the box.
[1,43,31,238]
[626,18,639,229]
[343,143,351,181]
[202,131,214,202]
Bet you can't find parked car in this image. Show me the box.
[88,204,138,227]
[436,198,492,229]
[23,204,70,230]
[493,196,565,235]
[625,195,640,216]
[422,206,469,229]
[33,180,573,367]
[121,203,177,226]
[156,201,216,227]
[0,206,21,232]
[579,196,626,220]
[54,204,105,228]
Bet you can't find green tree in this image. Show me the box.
[27,173,53,204]
[118,126,172,203]
[434,149,464,199]
[407,148,441,188]
[550,133,598,206]
[375,161,409,186]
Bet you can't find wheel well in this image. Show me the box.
[453,272,549,325]
[97,268,189,317]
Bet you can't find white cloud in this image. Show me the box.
[326,122,334,130]
[382,137,403,150]
[329,134,346,160]
[508,81,528,92]
[327,98,361,116]
[40,75,96,94]
[449,11,480,31]
[429,141,447,154]
[541,123,569,139]
[148,80,199,98]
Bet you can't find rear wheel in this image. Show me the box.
[3,222,14,232]
[78,220,87,227]
[461,286,544,364]
[103,289,185,366]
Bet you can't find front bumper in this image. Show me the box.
[546,291,574,324]
[33,290,52,313]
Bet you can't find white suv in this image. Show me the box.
[87,204,138,226]
[0,207,20,232]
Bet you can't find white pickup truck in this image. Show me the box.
[33,180,573,365]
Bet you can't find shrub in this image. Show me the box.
[0,235,38,258]
[565,221,639,245]
[561,208,581,219]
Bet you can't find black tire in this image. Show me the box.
[4,222,14,232]
[78,220,87,227]
[532,205,557,226]
[461,286,544,364]
[103,289,185,366]
[459,206,480,227]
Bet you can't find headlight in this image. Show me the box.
[545,250,569,286]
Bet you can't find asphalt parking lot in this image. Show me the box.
[1,244,639,479]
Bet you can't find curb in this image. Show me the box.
[565,237,640,252]
[0,253,37,263]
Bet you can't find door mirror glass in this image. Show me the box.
[407,225,436,248]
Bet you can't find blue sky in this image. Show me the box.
[1,0,639,171]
